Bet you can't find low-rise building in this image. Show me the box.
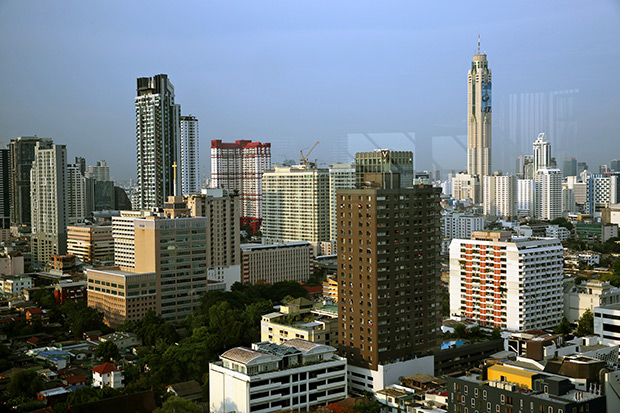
[54,280,87,305]
[166,380,203,402]
[564,279,620,323]
[575,222,619,243]
[99,331,141,349]
[92,362,124,389]
[261,298,338,347]
[0,274,32,297]
[545,224,571,241]
[0,252,24,276]
[209,339,347,413]
[240,241,313,284]
[447,363,605,413]
[594,303,620,346]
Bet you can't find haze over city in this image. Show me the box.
[1,1,619,180]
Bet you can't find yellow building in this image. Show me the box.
[260,298,338,346]
[486,364,539,389]
[67,225,113,265]
[322,274,338,301]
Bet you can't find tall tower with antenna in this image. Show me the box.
[467,36,492,189]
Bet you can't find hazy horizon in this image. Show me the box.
[1,1,619,182]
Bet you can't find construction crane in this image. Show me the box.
[300,141,319,166]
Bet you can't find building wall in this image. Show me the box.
[30,142,68,267]
[67,225,113,264]
[262,166,330,252]
[337,186,441,370]
[180,115,199,195]
[450,236,563,331]
[87,268,157,327]
[241,242,313,284]
[209,357,347,413]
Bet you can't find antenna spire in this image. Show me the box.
[477,34,480,54]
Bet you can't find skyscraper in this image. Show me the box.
[482,174,515,219]
[467,38,492,180]
[135,74,180,209]
[336,174,440,376]
[0,148,9,239]
[328,163,355,242]
[30,141,68,267]
[66,164,86,225]
[533,133,551,174]
[9,136,53,234]
[180,115,199,195]
[211,139,271,231]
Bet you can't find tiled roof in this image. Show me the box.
[92,362,117,374]
[221,347,264,364]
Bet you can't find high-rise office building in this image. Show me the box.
[9,136,53,234]
[135,74,180,209]
[534,168,562,220]
[85,160,110,182]
[577,161,588,175]
[449,231,563,331]
[467,40,492,181]
[354,150,414,189]
[336,175,441,373]
[180,115,199,195]
[30,141,68,267]
[611,159,620,172]
[563,157,577,177]
[262,165,330,254]
[211,139,271,232]
[532,133,551,174]
[328,163,355,242]
[0,148,9,237]
[482,174,515,219]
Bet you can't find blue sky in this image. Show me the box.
[1,1,619,181]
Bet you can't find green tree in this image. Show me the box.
[8,370,43,398]
[490,328,502,340]
[555,317,572,335]
[95,340,120,361]
[550,217,573,231]
[453,323,467,338]
[155,396,201,413]
[575,309,594,337]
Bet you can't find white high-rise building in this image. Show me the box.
[449,231,563,331]
[467,39,492,183]
[211,139,271,232]
[586,174,619,215]
[533,133,551,174]
[562,187,577,215]
[67,164,86,225]
[482,175,515,219]
[30,141,68,267]
[85,160,110,182]
[180,115,199,195]
[517,179,535,217]
[262,165,330,254]
[328,163,355,242]
[452,173,480,203]
[135,74,180,209]
[535,168,562,220]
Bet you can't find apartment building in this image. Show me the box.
[209,339,347,413]
[262,165,330,254]
[449,231,564,331]
[260,298,338,346]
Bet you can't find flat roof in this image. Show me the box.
[488,364,538,379]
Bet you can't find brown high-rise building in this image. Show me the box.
[336,180,441,371]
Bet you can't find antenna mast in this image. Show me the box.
[477,34,480,54]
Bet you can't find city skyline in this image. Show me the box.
[1,1,619,181]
